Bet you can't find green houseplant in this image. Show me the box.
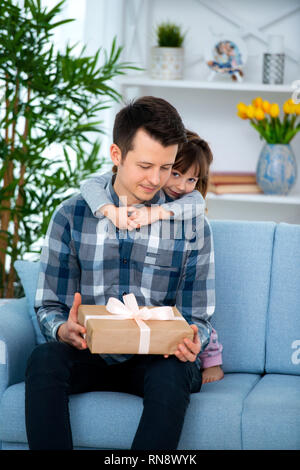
[151,21,186,80]
[0,0,137,297]
[156,22,185,48]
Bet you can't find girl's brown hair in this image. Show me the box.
[172,130,213,198]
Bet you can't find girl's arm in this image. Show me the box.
[128,190,205,227]
[80,171,138,230]
[161,190,205,220]
[80,171,113,217]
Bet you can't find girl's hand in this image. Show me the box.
[101,204,138,230]
[128,206,172,227]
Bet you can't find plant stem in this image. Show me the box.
[7,87,31,298]
[0,76,16,296]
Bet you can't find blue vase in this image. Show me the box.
[256,143,297,195]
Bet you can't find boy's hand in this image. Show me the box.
[164,324,201,362]
[57,293,87,350]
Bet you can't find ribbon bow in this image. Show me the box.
[84,293,183,354]
[106,293,176,321]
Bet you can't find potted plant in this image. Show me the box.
[237,97,300,195]
[0,0,137,298]
[150,22,186,80]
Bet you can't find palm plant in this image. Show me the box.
[0,0,137,297]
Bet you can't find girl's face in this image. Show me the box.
[163,164,199,199]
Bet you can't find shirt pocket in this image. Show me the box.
[131,246,181,304]
[143,252,179,272]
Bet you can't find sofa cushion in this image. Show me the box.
[242,374,300,449]
[266,223,300,375]
[0,374,261,450]
[0,381,143,449]
[14,261,45,345]
[210,220,275,374]
[178,373,261,450]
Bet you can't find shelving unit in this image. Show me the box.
[118,0,300,224]
[119,75,300,223]
[119,75,293,93]
[206,192,300,223]
[207,192,300,205]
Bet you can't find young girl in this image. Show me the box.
[80,130,224,384]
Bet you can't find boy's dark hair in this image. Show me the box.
[113,96,187,158]
[173,130,213,198]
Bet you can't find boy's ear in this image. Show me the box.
[110,144,122,167]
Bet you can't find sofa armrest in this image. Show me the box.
[0,298,36,397]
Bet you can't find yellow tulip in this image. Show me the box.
[262,100,271,113]
[246,105,255,119]
[295,104,300,115]
[254,108,265,120]
[269,103,280,118]
[283,101,297,114]
[237,102,248,114]
[252,97,263,108]
[283,101,290,114]
[237,110,248,119]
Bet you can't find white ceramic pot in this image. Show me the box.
[150,47,184,80]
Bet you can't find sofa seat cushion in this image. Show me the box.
[178,373,260,449]
[0,382,143,449]
[0,373,261,450]
[242,374,300,449]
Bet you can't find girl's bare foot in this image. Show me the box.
[202,365,224,384]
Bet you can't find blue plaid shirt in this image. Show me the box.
[35,175,215,367]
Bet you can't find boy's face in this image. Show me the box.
[163,164,199,200]
[111,128,178,205]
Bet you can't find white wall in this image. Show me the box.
[40,0,300,196]
[41,0,300,180]
[120,0,300,183]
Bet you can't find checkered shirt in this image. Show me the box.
[35,176,215,367]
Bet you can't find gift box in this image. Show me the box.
[78,293,194,355]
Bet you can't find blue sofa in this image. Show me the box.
[0,220,300,450]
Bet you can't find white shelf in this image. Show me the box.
[207,192,300,205]
[119,75,292,93]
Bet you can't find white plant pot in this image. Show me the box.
[150,47,184,80]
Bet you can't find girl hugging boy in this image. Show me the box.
[80,130,224,384]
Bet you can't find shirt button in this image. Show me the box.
[123,258,127,264]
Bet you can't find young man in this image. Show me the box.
[25,96,215,450]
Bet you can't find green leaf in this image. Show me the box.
[0,0,137,296]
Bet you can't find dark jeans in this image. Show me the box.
[25,342,202,450]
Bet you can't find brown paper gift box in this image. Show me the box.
[78,304,194,355]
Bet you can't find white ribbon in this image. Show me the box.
[83,293,183,354]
